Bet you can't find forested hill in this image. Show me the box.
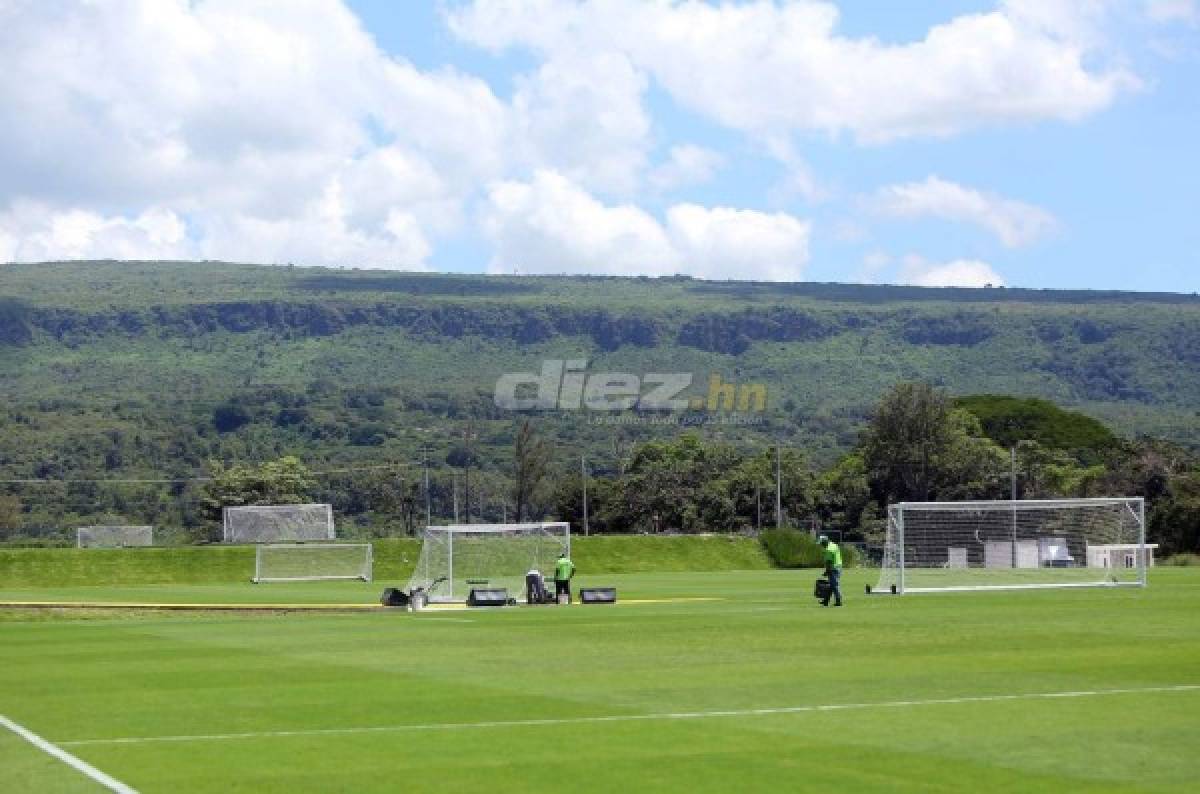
[1,260,1198,487]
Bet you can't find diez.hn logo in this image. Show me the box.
[494,359,767,413]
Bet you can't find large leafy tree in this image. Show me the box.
[861,382,1007,503]
[201,455,315,520]
[0,494,22,540]
[512,419,549,522]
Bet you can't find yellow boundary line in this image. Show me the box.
[0,596,723,612]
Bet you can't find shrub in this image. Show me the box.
[1162,553,1200,567]
[760,529,859,568]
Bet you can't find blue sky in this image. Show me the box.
[1,1,1197,292]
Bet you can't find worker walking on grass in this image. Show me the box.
[819,535,843,607]
[554,550,575,604]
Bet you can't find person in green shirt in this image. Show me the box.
[554,551,576,604]
[818,535,843,607]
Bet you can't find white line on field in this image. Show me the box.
[1,714,139,793]
[56,684,1200,748]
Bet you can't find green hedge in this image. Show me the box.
[760,529,858,569]
[0,535,771,588]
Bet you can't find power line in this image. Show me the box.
[0,460,415,486]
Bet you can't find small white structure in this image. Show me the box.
[1087,544,1158,569]
[984,540,1039,568]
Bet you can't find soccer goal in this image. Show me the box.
[253,543,373,583]
[407,523,570,603]
[873,497,1147,594]
[76,525,153,548]
[223,504,334,543]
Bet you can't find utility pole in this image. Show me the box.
[452,473,460,524]
[775,443,783,530]
[755,484,762,532]
[463,422,474,524]
[1011,444,1018,568]
[422,444,431,527]
[581,454,590,537]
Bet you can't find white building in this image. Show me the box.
[1086,544,1158,569]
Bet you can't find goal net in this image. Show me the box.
[223,504,334,543]
[874,498,1147,594]
[253,543,373,583]
[407,523,571,602]
[77,525,153,548]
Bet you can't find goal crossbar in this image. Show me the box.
[223,503,334,544]
[253,543,373,583]
[408,522,570,603]
[875,497,1147,595]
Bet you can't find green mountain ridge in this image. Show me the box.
[1,260,1198,488]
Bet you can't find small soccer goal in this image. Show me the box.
[76,525,154,548]
[253,543,373,583]
[873,497,1148,594]
[407,522,570,603]
[223,504,334,543]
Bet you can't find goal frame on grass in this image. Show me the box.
[76,525,153,548]
[873,497,1146,594]
[222,503,334,544]
[253,543,373,583]
[407,522,571,603]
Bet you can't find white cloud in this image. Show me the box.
[0,202,190,263]
[0,0,503,268]
[481,171,810,280]
[1145,0,1198,24]
[649,145,725,192]
[901,255,1007,288]
[871,176,1058,248]
[510,51,652,195]
[449,0,1138,144]
[667,205,810,281]
[482,171,677,275]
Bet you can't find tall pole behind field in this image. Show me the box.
[1011,444,1018,568]
[755,485,762,532]
[775,444,783,530]
[422,444,431,527]
[581,455,590,537]
[463,423,474,524]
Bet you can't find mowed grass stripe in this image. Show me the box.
[57,684,1200,746]
[3,570,1199,793]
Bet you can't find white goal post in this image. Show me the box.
[253,543,373,583]
[76,525,153,548]
[407,522,571,603]
[223,504,334,543]
[873,497,1147,594]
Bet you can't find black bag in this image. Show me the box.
[813,577,832,600]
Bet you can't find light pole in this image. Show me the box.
[422,444,431,527]
[774,443,783,530]
[581,454,590,537]
[1009,440,1033,568]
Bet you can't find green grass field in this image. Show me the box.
[2,568,1199,793]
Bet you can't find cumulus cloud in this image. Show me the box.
[0,0,505,268]
[481,171,810,280]
[510,51,652,195]
[0,202,189,263]
[871,176,1058,248]
[901,255,1007,288]
[1145,0,1198,24]
[649,145,725,192]
[449,0,1138,144]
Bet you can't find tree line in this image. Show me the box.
[2,382,1197,556]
